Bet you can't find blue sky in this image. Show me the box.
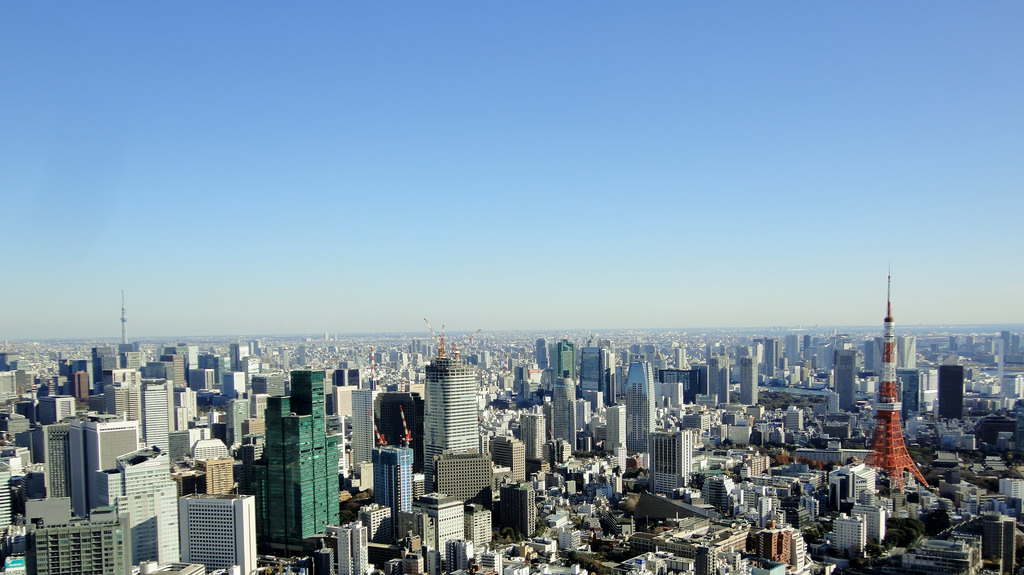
[2,3,1022,338]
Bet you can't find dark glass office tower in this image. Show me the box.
[938,365,965,420]
[254,370,338,554]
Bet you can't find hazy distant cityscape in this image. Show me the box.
[0,291,1020,575]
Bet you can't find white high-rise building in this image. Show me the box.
[330,521,369,575]
[179,494,256,575]
[649,429,695,495]
[625,362,655,453]
[605,404,626,453]
[423,353,477,492]
[97,447,179,565]
[173,386,198,431]
[141,379,174,452]
[834,513,867,555]
[221,371,246,399]
[37,395,76,425]
[69,415,141,517]
[0,464,10,530]
[415,493,465,551]
[851,503,887,542]
[352,389,379,466]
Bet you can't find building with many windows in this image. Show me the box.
[625,362,654,453]
[178,494,256,575]
[254,370,339,554]
[424,353,478,493]
[26,509,131,575]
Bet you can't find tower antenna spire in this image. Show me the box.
[886,268,892,321]
[867,272,927,492]
[121,289,128,345]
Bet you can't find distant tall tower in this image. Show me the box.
[121,290,128,345]
[866,277,928,492]
[708,356,729,405]
[535,338,549,370]
[739,356,758,406]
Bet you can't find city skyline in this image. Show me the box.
[3,3,1023,338]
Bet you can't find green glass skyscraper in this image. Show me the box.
[255,370,338,555]
[553,339,576,380]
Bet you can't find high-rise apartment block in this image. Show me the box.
[649,429,695,495]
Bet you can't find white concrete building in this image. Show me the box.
[178,494,256,575]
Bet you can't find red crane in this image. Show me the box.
[369,409,386,446]
[398,405,413,447]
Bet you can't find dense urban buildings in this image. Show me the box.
[0,302,1020,575]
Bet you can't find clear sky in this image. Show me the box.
[2,3,1022,339]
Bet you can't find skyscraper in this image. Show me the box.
[605,404,626,454]
[98,447,180,565]
[835,349,857,412]
[762,338,781,378]
[708,356,729,405]
[379,392,425,473]
[179,494,257,575]
[625,361,654,453]
[499,483,536,540]
[579,347,601,393]
[784,335,802,366]
[141,379,174,452]
[352,389,379,466]
[938,364,965,420]
[329,522,369,575]
[373,446,413,526]
[254,370,339,554]
[739,356,758,406]
[897,369,921,419]
[649,429,695,495]
[42,423,71,499]
[519,413,546,460]
[69,415,141,517]
[552,377,576,448]
[490,436,526,483]
[534,338,549,370]
[423,350,477,493]
[553,340,576,380]
[896,335,917,369]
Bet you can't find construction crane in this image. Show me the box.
[370,409,386,446]
[452,328,481,361]
[398,405,413,447]
[423,318,447,359]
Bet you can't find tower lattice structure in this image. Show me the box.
[866,277,928,492]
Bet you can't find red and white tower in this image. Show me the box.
[866,276,928,492]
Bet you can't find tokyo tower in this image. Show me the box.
[865,276,928,492]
